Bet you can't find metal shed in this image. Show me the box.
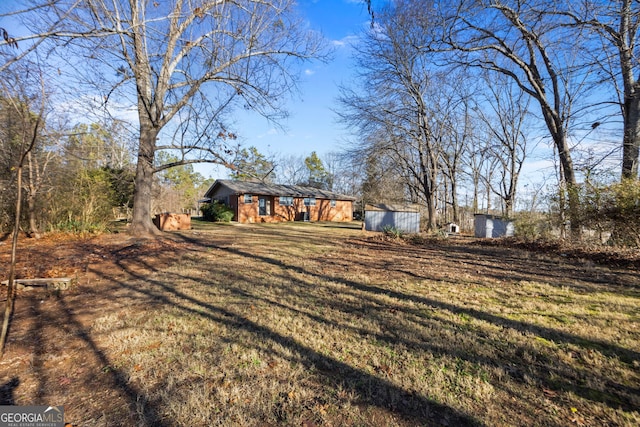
[364,204,421,233]
[474,214,515,238]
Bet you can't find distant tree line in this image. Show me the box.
[0,68,211,235]
[230,147,362,197]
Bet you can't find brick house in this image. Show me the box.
[202,179,355,223]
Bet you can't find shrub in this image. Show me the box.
[381,224,404,239]
[49,219,108,233]
[201,201,234,222]
[579,178,640,247]
[513,211,553,241]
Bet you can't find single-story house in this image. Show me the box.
[202,179,355,223]
[364,203,421,233]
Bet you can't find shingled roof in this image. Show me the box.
[204,179,356,201]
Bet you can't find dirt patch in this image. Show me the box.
[475,237,640,269]
[0,232,194,423]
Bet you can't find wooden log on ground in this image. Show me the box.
[1,277,74,290]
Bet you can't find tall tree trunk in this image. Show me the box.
[0,165,22,358]
[26,152,41,238]
[129,123,161,237]
[556,136,581,238]
[26,195,39,238]
[450,176,459,223]
[504,196,513,218]
[421,149,439,231]
[425,184,437,231]
[619,0,640,180]
[504,171,518,218]
[485,180,491,214]
[622,92,640,179]
[472,174,479,213]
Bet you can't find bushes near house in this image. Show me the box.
[201,201,234,222]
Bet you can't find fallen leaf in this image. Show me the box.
[58,376,72,386]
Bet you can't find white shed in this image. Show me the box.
[364,204,421,233]
[474,214,515,238]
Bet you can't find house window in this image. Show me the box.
[279,196,293,206]
[258,197,271,216]
[304,197,316,206]
[244,194,252,203]
[330,199,336,207]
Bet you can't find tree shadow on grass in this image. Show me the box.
[172,233,640,413]
[12,290,172,426]
[344,237,640,292]
[55,295,171,427]
[92,255,484,426]
[15,225,631,425]
[189,235,640,364]
[0,377,19,405]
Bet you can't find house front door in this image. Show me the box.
[258,196,271,216]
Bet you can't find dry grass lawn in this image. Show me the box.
[0,221,639,426]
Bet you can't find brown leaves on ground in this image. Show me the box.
[0,231,190,282]
[477,236,640,269]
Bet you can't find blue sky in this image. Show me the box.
[0,0,562,193]
[0,0,371,178]
[207,0,372,178]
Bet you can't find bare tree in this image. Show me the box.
[322,151,362,196]
[464,139,491,214]
[0,60,58,238]
[0,2,84,73]
[438,77,476,224]
[274,153,307,186]
[355,149,406,207]
[428,0,595,237]
[474,73,531,217]
[24,0,324,235]
[555,0,640,180]
[338,1,454,230]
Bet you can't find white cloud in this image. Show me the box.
[257,128,278,139]
[304,69,315,76]
[332,34,359,47]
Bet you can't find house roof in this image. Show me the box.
[204,179,356,201]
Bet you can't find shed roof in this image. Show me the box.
[365,203,421,213]
[204,179,356,201]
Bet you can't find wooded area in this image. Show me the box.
[350,0,640,240]
[0,0,639,243]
